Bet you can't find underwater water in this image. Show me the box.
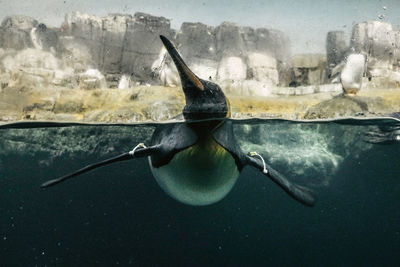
[0,118,399,266]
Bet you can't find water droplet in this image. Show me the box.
[383,6,387,10]
[3,236,6,240]
[378,14,385,20]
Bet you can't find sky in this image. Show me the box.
[0,0,399,54]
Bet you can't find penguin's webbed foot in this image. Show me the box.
[246,152,315,207]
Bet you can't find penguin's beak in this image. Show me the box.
[159,35,204,91]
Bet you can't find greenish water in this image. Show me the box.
[0,118,399,266]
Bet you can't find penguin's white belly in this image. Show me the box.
[149,140,240,206]
[341,54,365,94]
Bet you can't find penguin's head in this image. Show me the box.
[160,35,229,121]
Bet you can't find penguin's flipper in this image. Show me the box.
[245,154,315,207]
[212,120,315,207]
[148,123,198,167]
[41,144,161,188]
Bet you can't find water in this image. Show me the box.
[0,118,399,266]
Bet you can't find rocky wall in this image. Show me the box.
[0,12,291,94]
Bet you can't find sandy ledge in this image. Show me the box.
[1,86,400,124]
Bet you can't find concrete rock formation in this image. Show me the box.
[1,13,400,101]
[0,15,38,50]
[0,13,292,96]
[326,31,347,79]
[291,54,327,86]
[175,22,218,80]
[121,12,173,82]
[60,12,291,93]
[350,21,395,77]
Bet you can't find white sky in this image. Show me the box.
[1,0,399,54]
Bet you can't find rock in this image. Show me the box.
[0,15,38,50]
[239,80,273,97]
[216,56,247,82]
[256,28,291,62]
[118,75,132,89]
[1,15,38,30]
[351,21,393,61]
[240,27,257,52]
[305,95,366,119]
[292,53,325,69]
[79,69,107,89]
[0,11,293,90]
[58,36,94,71]
[175,22,218,80]
[350,21,396,78]
[30,23,60,53]
[1,48,63,88]
[341,54,365,95]
[54,100,84,114]
[254,28,292,86]
[273,85,316,95]
[101,14,131,73]
[215,22,245,59]
[318,83,342,93]
[273,83,342,96]
[326,31,347,78]
[52,69,77,88]
[0,72,10,90]
[247,53,278,85]
[214,24,291,86]
[121,12,172,82]
[0,47,76,89]
[291,54,327,86]
[177,22,217,61]
[304,94,387,119]
[64,12,103,66]
[151,46,180,87]
[188,59,218,81]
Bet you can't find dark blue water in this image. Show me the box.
[1,119,399,266]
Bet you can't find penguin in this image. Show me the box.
[41,35,315,207]
[340,53,366,95]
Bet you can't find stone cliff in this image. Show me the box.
[0,12,292,91]
[0,13,400,123]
